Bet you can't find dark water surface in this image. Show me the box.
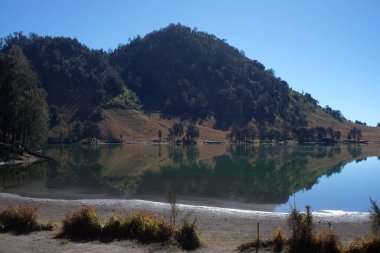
[1,144,379,212]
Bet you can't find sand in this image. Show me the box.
[0,193,372,252]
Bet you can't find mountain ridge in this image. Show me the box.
[1,24,379,142]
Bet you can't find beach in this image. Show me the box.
[0,193,372,252]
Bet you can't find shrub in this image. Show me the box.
[369,198,380,237]
[123,211,173,243]
[346,235,380,253]
[273,226,286,253]
[287,206,314,253]
[61,206,101,241]
[175,218,201,251]
[314,229,341,253]
[0,204,52,234]
[101,213,125,242]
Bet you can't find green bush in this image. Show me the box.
[0,204,53,234]
[175,218,201,251]
[61,206,101,241]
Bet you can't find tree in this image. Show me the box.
[184,123,200,144]
[0,45,49,149]
[377,123,380,127]
[158,129,162,142]
[348,127,362,142]
[168,122,184,143]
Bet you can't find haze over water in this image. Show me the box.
[1,144,379,212]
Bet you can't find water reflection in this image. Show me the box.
[0,144,379,211]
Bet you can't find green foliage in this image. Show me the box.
[1,33,140,125]
[294,126,341,144]
[0,204,53,234]
[184,123,200,144]
[355,120,367,126]
[0,45,49,149]
[324,106,345,122]
[175,218,201,250]
[110,24,310,127]
[61,206,101,240]
[168,122,184,142]
[72,121,100,140]
[104,87,141,109]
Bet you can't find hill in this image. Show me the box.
[1,25,380,142]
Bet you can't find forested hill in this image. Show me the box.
[110,24,308,128]
[2,24,378,142]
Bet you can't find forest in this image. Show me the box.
[0,24,358,147]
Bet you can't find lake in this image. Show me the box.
[0,144,379,212]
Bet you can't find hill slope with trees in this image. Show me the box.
[1,24,379,143]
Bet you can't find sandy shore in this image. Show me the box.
[0,193,372,252]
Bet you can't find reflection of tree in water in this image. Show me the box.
[0,164,48,188]
[133,145,347,204]
[347,144,362,158]
[168,145,199,164]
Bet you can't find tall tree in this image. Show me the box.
[0,45,49,149]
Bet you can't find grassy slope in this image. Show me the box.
[307,108,380,142]
[97,109,226,142]
[93,108,380,142]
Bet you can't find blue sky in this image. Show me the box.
[1,0,379,125]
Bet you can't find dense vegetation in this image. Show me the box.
[0,45,49,149]
[110,24,312,128]
[1,33,141,126]
[1,24,354,143]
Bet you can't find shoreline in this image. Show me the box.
[0,193,373,252]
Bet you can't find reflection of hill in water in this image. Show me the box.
[1,144,379,204]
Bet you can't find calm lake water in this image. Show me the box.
[1,144,379,212]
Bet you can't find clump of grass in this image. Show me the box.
[346,235,380,253]
[175,218,201,251]
[287,205,314,252]
[369,198,380,237]
[101,213,125,242]
[237,226,286,252]
[0,204,53,234]
[273,226,286,252]
[61,206,101,241]
[314,228,341,253]
[123,211,173,243]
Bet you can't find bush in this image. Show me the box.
[273,226,286,252]
[369,198,380,237]
[61,206,101,240]
[0,204,53,234]
[287,206,314,252]
[175,218,201,251]
[314,229,341,253]
[123,211,173,243]
[101,213,125,242]
[346,235,380,253]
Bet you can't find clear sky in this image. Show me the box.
[1,0,379,125]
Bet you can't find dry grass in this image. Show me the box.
[60,206,101,241]
[0,204,53,234]
[175,218,201,251]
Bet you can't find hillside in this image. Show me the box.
[1,25,380,142]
